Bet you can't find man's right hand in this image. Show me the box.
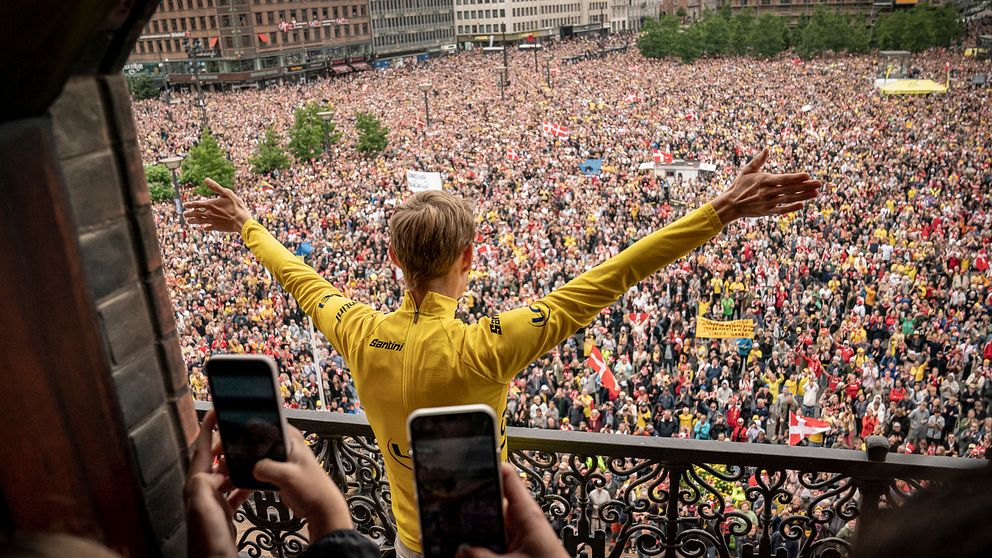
[184,178,253,233]
[709,148,822,225]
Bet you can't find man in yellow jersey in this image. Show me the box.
[184,148,819,556]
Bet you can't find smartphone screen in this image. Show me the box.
[410,410,506,558]
[206,355,287,490]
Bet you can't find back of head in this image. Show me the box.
[388,191,475,289]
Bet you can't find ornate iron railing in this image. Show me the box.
[194,402,985,558]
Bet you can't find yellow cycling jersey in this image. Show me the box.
[240,202,723,552]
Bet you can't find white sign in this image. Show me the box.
[699,163,717,172]
[406,171,443,192]
[801,104,813,112]
[638,162,656,170]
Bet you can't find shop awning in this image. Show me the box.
[331,65,352,74]
[350,62,371,71]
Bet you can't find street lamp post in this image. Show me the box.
[317,110,334,154]
[544,54,553,88]
[418,82,432,127]
[498,66,508,101]
[185,38,210,129]
[160,156,185,225]
[501,24,509,80]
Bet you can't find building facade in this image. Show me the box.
[454,0,611,44]
[127,0,373,86]
[369,0,457,57]
[613,0,663,32]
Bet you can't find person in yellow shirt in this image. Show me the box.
[184,151,819,556]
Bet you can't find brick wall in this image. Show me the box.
[49,74,195,557]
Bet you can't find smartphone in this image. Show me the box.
[408,404,507,558]
[206,354,289,490]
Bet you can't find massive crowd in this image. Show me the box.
[135,37,992,461]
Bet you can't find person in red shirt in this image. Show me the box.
[845,374,861,400]
[889,380,908,405]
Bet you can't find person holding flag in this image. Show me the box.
[789,411,831,447]
[185,148,819,557]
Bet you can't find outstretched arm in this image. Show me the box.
[184,179,377,357]
[463,149,821,383]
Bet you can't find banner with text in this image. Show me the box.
[406,170,443,192]
[695,316,755,339]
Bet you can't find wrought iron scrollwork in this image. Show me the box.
[198,404,969,558]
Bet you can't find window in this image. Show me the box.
[255,12,262,24]
[224,36,234,48]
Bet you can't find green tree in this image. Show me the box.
[749,14,788,58]
[637,16,682,59]
[126,74,159,101]
[180,128,236,196]
[355,112,389,155]
[249,127,291,175]
[675,24,705,64]
[288,102,340,161]
[144,163,175,203]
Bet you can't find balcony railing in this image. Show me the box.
[195,402,985,558]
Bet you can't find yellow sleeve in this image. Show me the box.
[462,203,723,383]
[241,219,378,359]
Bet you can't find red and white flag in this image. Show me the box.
[550,67,559,76]
[586,345,619,399]
[628,313,649,327]
[414,117,426,128]
[542,121,569,139]
[652,149,673,164]
[507,148,520,162]
[477,244,497,258]
[788,412,830,445]
[684,110,699,121]
[623,93,640,105]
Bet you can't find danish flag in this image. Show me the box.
[507,148,520,161]
[414,117,426,128]
[684,110,699,121]
[477,244,497,258]
[542,121,569,139]
[788,412,830,446]
[623,93,640,105]
[652,149,673,164]
[586,345,619,398]
[628,313,650,327]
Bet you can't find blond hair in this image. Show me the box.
[389,191,475,289]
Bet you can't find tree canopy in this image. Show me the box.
[250,127,291,175]
[638,4,963,63]
[180,128,236,196]
[355,112,389,155]
[288,102,340,161]
[144,163,175,203]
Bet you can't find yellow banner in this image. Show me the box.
[695,317,755,339]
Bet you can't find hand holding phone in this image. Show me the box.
[455,464,569,558]
[408,405,507,558]
[206,355,289,490]
[253,427,354,539]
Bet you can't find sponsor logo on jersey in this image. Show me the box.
[335,300,356,322]
[528,301,551,327]
[368,338,404,351]
[489,315,503,335]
